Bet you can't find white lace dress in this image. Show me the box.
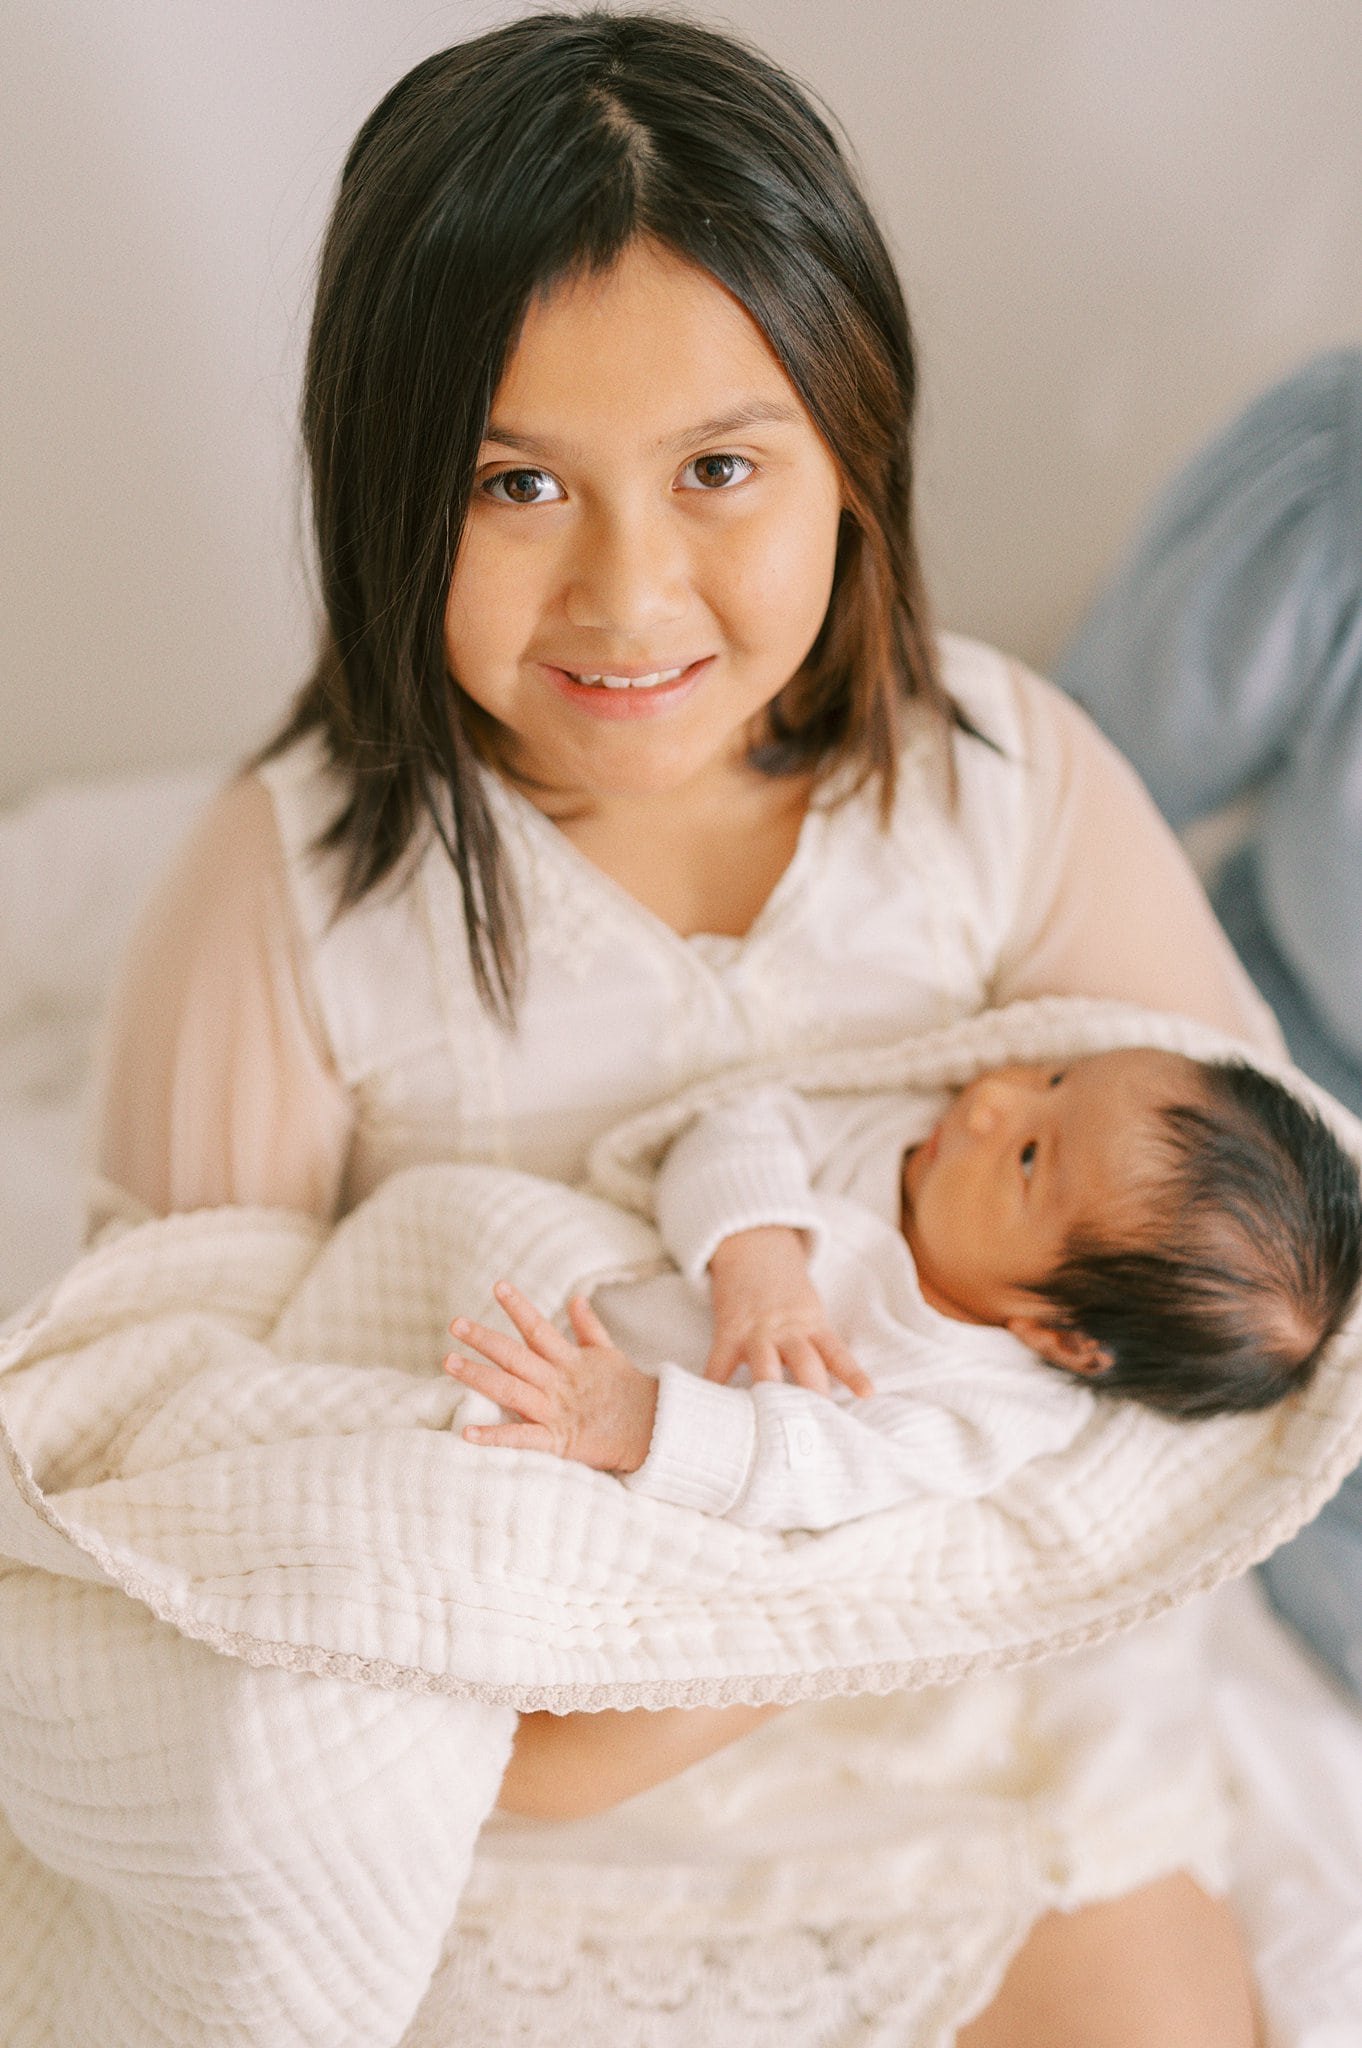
[408,1610,1229,2046]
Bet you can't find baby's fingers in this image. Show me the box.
[489,1280,580,1365]
[448,1314,554,1387]
[703,1333,744,1384]
[745,1337,784,1385]
[463,1419,557,1454]
[820,1334,874,1398]
[780,1339,830,1395]
[565,1294,612,1349]
[444,1343,552,1423]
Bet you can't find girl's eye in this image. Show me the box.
[678,452,754,492]
[1020,1140,1038,1179]
[482,468,563,506]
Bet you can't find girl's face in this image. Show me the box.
[444,238,844,807]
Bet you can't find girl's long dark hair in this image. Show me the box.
[267,10,947,1020]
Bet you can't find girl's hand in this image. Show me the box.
[705,1226,873,1396]
[445,1281,658,1473]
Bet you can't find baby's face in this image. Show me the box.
[901,1048,1195,1327]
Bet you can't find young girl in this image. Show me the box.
[96,13,1276,2043]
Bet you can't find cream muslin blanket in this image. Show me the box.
[1,997,1359,2046]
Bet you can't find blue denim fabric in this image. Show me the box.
[1056,351,1362,1697]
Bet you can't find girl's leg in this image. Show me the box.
[498,1703,785,1819]
[956,1874,1259,2048]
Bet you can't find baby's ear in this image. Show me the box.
[1005,1315,1113,1379]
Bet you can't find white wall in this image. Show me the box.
[3,0,1360,801]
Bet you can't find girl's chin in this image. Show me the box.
[506,734,739,811]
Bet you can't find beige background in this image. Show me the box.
[3,0,1360,801]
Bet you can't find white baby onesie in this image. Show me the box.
[596,1086,1093,1530]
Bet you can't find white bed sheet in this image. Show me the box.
[0,769,1359,2044]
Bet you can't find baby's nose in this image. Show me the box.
[962,1077,1009,1135]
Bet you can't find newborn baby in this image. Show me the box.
[446,1049,1362,1530]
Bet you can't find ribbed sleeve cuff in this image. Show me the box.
[622,1363,756,1516]
[655,1147,824,1287]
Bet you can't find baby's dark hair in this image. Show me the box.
[1031,1060,1362,1418]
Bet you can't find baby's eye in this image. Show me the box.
[482,467,564,506]
[1019,1140,1038,1178]
[677,452,754,491]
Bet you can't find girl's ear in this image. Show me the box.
[1005,1315,1114,1379]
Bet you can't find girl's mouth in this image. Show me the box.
[543,657,712,716]
[564,666,687,690]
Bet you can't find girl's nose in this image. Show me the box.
[563,502,689,633]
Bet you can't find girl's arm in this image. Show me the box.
[91,774,353,1227]
[991,669,1284,1054]
[498,1701,784,1820]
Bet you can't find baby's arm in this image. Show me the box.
[449,1272,1089,1529]
[707,1226,872,1395]
[656,1088,869,1394]
[446,1243,871,1478]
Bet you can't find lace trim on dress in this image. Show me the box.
[401,1899,1033,2048]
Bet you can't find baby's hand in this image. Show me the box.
[705,1227,873,1397]
[445,1281,658,1474]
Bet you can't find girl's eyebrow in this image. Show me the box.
[657,401,807,451]
[481,399,806,462]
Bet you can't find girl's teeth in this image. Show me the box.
[570,667,686,690]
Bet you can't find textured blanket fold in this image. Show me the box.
[2,995,1360,2045]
